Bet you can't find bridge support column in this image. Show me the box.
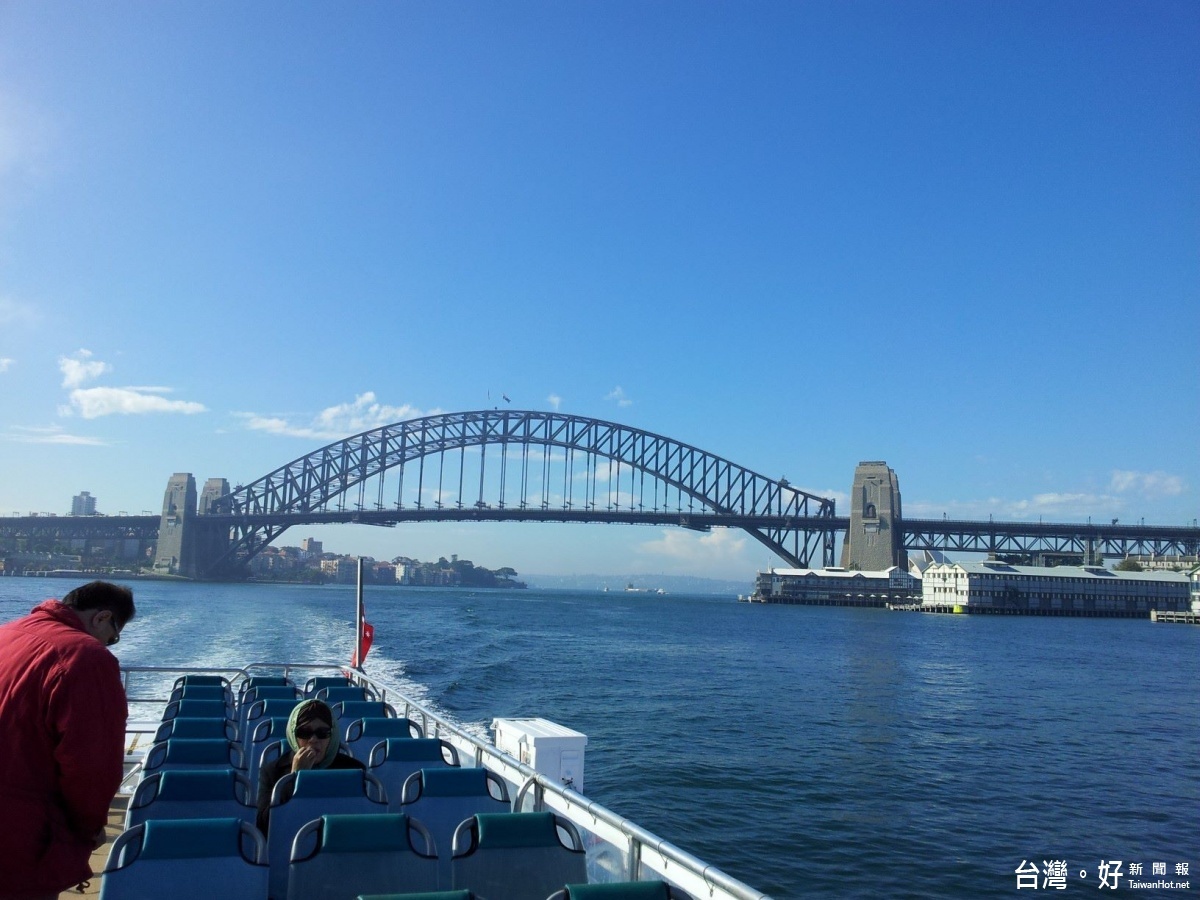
[841,461,907,571]
[153,474,197,577]
[195,478,232,579]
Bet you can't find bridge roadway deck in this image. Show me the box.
[2,513,1197,557]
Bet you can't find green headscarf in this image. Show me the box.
[285,698,342,768]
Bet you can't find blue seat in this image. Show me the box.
[163,699,234,722]
[242,698,304,755]
[155,716,239,744]
[399,767,510,884]
[316,685,373,704]
[169,684,234,707]
[304,675,353,697]
[356,893,473,900]
[547,882,687,900]
[238,685,301,716]
[344,717,423,761]
[265,768,388,900]
[174,674,232,689]
[450,812,586,899]
[125,769,256,829]
[286,814,438,899]
[99,817,267,900]
[237,692,298,756]
[238,675,294,699]
[334,700,396,721]
[143,738,245,775]
[246,717,292,799]
[367,739,458,813]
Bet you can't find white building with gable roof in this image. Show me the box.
[922,561,1191,616]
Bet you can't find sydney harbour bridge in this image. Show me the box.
[3,410,1198,581]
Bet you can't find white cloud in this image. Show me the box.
[637,528,748,565]
[237,393,430,441]
[547,393,562,410]
[4,425,108,446]
[59,349,111,388]
[605,386,633,407]
[1109,470,1185,498]
[65,387,207,419]
[0,358,13,373]
[54,349,206,418]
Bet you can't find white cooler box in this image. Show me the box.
[492,717,587,794]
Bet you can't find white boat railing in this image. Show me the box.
[121,662,773,900]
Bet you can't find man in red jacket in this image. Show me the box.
[0,581,135,900]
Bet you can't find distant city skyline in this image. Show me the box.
[1,2,1196,579]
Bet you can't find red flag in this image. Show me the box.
[352,620,374,667]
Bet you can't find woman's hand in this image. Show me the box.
[292,745,322,771]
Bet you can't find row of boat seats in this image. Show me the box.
[101,810,598,900]
[126,769,257,829]
[146,714,426,806]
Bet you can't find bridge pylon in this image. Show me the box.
[152,474,197,577]
[152,473,234,579]
[841,461,907,571]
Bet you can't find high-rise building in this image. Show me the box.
[71,491,97,516]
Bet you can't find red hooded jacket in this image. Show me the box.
[0,599,127,893]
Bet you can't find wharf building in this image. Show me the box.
[920,561,1192,617]
[749,566,920,606]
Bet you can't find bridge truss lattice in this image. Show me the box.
[203,410,837,578]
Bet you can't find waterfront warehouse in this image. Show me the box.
[750,566,921,606]
[921,561,1191,616]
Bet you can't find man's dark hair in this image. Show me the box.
[62,581,136,628]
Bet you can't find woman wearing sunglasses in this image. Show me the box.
[255,698,365,835]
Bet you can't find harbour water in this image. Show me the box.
[2,578,1196,898]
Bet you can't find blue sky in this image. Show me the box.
[1,1,1196,580]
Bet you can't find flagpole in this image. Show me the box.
[354,557,364,671]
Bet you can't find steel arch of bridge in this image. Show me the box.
[204,410,837,577]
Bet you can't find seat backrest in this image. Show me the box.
[243,698,303,754]
[343,717,422,761]
[99,817,267,900]
[286,813,438,900]
[143,738,245,775]
[163,699,233,722]
[304,675,353,697]
[125,769,255,829]
[315,685,372,704]
[175,674,231,690]
[334,700,396,722]
[155,716,238,744]
[400,767,510,884]
[246,717,292,799]
[238,685,301,714]
[266,769,388,900]
[367,739,458,813]
[560,882,678,900]
[450,812,586,900]
[237,688,300,760]
[169,684,234,709]
[238,675,293,698]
